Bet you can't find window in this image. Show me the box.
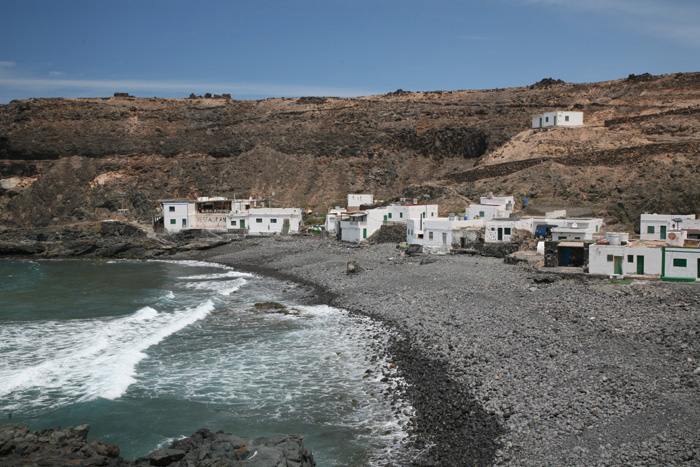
[596,225,599,232]
[647,226,655,234]
[400,212,403,218]
[170,219,176,225]
[565,115,570,122]
[422,212,425,218]
[388,213,392,219]
[431,212,435,217]
[231,220,237,226]
[168,206,175,212]
[479,211,485,217]
[607,255,613,262]
[673,258,687,267]
[271,218,277,223]
[628,255,634,263]
[428,232,433,240]
[504,228,511,235]
[558,236,567,240]
[256,218,263,223]
[545,116,549,122]
[417,234,423,239]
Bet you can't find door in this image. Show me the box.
[240,219,245,229]
[497,228,503,241]
[637,256,645,275]
[442,232,447,245]
[660,226,667,240]
[560,249,571,266]
[363,228,367,239]
[539,117,542,128]
[697,258,699,279]
[614,256,623,275]
[182,219,187,228]
[554,115,558,126]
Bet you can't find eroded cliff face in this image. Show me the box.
[1,72,699,229]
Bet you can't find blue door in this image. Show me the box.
[561,249,571,266]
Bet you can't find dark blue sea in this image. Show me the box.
[0,259,415,465]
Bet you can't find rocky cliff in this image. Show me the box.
[1,72,699,230]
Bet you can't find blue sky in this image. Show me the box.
[1,0,699,103]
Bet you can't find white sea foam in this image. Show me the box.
[185,270,253,280]
[0,300,215,408]
[184,277,245,296]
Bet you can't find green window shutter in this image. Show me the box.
[673,258,687,267]
[647,226,654,234]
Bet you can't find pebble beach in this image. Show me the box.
[186,235,700,466]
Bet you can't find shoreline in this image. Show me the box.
[180,235,700,466]
[177,239,504,466]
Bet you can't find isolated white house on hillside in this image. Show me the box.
[532,111,583,129]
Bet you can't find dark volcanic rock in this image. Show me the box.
[0,425,315,467]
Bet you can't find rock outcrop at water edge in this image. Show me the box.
[0,424,315,466]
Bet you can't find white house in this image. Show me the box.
[339,208,388,243]
[549,218,603,241]
[411,217,483,253]
[662,245,700,282]
[640,214,697,241]
[162,199,196,232]
[385,203,439,224]
[347,194,374,210]
[484,218,535,243]
[324,207,348,234]
[246,208,302,235]
[532,111,584,129]
[160,197,300,234]
[464,195,514,221]
[589,233,663,277]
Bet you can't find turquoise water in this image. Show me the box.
[0,260,415,465]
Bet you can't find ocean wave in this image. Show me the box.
[0,300,215,408]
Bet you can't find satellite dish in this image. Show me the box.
[668,232,677,240]
[571,223,578,228]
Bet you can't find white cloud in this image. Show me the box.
[525,0,700,48]
[0,77,375,99]
[48,71,65,77]
[0,61,16,68]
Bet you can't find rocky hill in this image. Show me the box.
[1,72,699,231]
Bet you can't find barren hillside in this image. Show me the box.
[1,72,699,230]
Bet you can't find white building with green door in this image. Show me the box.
[589,241,663,277]
[640,214,695,241]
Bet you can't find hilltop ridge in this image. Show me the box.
[1,72,699,230]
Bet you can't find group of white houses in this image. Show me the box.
[159,197,302,235]
[589,214,700,281]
